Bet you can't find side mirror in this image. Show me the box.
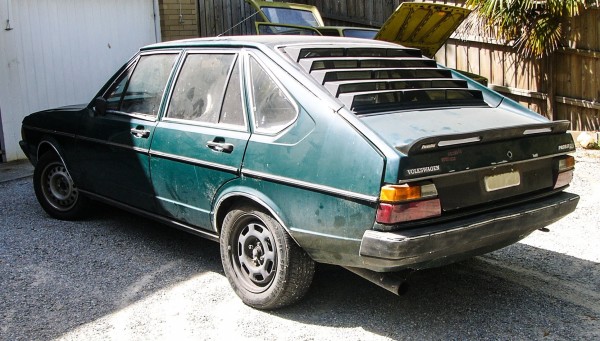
[93,97,107,116]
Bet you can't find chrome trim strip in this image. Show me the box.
[241,169,378,203]
[150,150,239,173]
[26,125,149,154]
[80,189,219,242]
[24,125,77,140]
[156,196,207,213]
[289,227,362,242]
[76,135,148,154]
[36,141,73,178]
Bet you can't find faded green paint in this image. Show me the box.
[150,122,249,229]
[20,36,579,273]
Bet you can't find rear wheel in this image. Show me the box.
[33,152,88,220]
[220,205,315,309]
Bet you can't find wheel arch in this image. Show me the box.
[37,137,64,162]
[36,138,75,179]
[213,187,291,237]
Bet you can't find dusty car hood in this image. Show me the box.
[359,107,554,153]
[374,3,471,58]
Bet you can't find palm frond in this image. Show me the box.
[466,0,587,58]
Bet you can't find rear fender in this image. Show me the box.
[212,183,291,237]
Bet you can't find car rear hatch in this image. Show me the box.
[282,43,576,222]
[374,3,471,58]
[363,111,575,212]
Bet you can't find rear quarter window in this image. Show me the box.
[249,56,298,134]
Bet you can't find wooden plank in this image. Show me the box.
[515,55,528,92]
[213,0,223,36]
[360,0,368,24]
[445,41,457,69]
[373,0,383,24]
[198,0,206,37]
[467,42,479,75]
[504,50,517,88]
[581,57,595,108]
[222,0,232,36]
[490,47,504,86]
[572,45,582,101]
[347,0,354,19]
[205,0,214,36]
[478,46,491,83]
[596,9,600,51]
[456,43,468,71]
[489,84,547,100]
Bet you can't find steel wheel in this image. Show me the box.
[33,152,89,220]
[233,221,277,292]
[220,205,315,309]
[40,160,78,212]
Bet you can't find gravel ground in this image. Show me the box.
[1,149,599,341]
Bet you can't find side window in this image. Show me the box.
[104,54,177,117]
[250,57,297,134]
[220,61,245,126]
[167,53,240,125]
[105,68,132,111]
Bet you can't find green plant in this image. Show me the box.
[465,0,588,58]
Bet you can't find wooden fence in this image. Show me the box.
[195,0,600,131]
[197,0,256,37]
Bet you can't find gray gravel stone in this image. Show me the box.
[1,149,598,340]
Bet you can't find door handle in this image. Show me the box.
[130,127,150,138]
[206,141,234,153]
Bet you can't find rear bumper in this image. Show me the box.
[359,191,579,271]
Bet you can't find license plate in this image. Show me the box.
[484,171,520,192]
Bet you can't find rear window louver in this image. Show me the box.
[284,46,487,113]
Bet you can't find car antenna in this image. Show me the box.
[217,10,260,37]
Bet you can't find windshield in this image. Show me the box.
[343,29,378,39]
[261,7,320,27]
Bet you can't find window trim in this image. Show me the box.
[161,49,249,133]
[102,51,181,121]
[245,51,300,136]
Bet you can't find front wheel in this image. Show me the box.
[33,152,89,220]
[220,205,315,309]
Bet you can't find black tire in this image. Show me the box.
[220,205,315,309]
[33,152,89,220]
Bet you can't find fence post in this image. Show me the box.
[545,53,555,121]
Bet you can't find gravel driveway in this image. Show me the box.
[1,149,599,340]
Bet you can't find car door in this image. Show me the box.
[77,52,180,211]
[149,51,250,230]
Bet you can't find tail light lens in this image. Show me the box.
[553,155,575,189]
[376,182,441,224]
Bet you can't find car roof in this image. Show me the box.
[141,35,404,52]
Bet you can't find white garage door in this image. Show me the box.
[0,0,160,161]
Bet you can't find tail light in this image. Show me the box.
[376,182,441,224]
[553,155,575,189]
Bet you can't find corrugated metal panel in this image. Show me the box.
[0,0,159,161]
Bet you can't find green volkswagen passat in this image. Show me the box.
[20,36,579,309]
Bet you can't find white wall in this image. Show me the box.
[0,0,160,161]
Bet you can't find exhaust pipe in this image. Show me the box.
[344,266,411,296]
